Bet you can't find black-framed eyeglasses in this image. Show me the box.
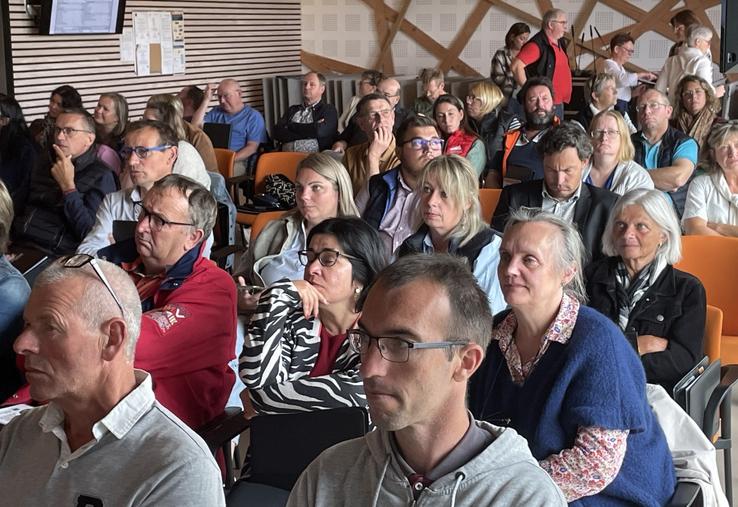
[298,248,361,267]
[53,126,93,137]
[133,201,195,231]
[401,136,444,151]
[348,329,469,363]
[59,254,124,315]
[119,144,173,160]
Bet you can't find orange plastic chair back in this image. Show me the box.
[250,211,287,243]
[478,189,502,225]
[254,152,308,194]
[675,235,738,336]
[213,148,236,179]
[704,305,723,363]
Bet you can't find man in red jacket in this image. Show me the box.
[99,173,237,430]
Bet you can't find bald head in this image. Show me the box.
[217,79,244,115]
[378,78,401,107]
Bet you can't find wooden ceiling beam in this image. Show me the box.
[368,0,394,74]
[301,50,365,75]
[373,0,411,73]
[438,0,492,73]
[363,0,482,77]
[485,0,540,29]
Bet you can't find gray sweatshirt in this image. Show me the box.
[287,420,566,506]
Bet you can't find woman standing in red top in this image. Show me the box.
[433,95,486,178]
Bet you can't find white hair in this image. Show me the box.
[687,25,713,47]
[601,189,682,264]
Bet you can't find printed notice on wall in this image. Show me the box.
[120,27,134,63]
[172,12,186,74]
[131,11,185,76]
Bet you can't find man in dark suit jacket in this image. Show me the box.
[491,122,618,263]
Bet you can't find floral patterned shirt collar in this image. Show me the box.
[492,292,580,384]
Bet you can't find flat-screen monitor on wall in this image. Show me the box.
[39,0,126,35]
[722,0,738,73]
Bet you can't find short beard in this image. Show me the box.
[526,108,555,129]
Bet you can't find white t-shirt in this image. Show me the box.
[682,172,738,226]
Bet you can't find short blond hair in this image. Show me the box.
[468,81,504,116]
[416,155,484,247]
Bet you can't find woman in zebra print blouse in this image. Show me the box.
[239,216,387,416]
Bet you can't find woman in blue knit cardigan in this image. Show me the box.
[469,208,675,506]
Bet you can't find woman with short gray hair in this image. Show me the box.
[587,188,706,392]
[470,207,675,504]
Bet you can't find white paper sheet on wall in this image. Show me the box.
[159,12,174,74]
[120,27,134,63]
[135,44,150,76]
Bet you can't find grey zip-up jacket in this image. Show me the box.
[287,420,566,507]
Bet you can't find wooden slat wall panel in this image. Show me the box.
[8,0,301,120]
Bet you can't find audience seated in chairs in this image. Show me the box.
[288,254,566,506]
[0,94,37,210]
[683,122,738,237]
[672,75,722,151]
[0,257,225,505]
[272,72,338,153]
[92,92,128,175]
[335,69,383,140]
[29,84,83,151]
[470,208,676,505]
[341,93,401,195]
[145,93,218,174]
[236,153,359,312]
[376,77,412,132]
[78,120,214,256]
[178,84,205,123]
[398,155,505,315]
[0,179,30,403]
[98,174,236,430]
[13,108,117,255]
[632,88,698,219]
[334,73,411,155]
[492,122,618,263]
[433,94,486,178]
[93,92,128,151]
[192,78,268,176]
[586,189,706,392]
[239,216,387,417]
[583,110,654,195]
[356,114,443,257]
[465,80,515,185]
[490,76,558,187]
[140,101,211,191]
[573,73,637,133]
[413,68,446,117]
